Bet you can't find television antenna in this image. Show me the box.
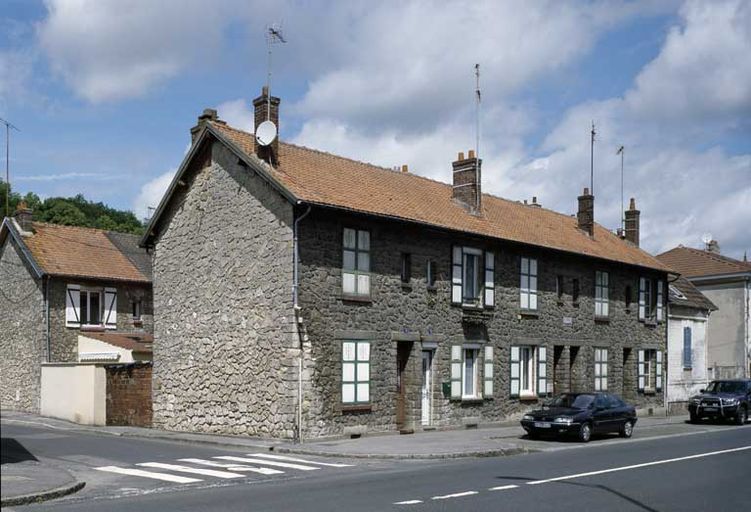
[257,23,287,147]
[617,145,624,231]
[590,121,596,196]
[701,232,713,249]
[0,117,20,218]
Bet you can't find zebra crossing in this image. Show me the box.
[94,452,354,485]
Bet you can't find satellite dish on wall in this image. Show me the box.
[256,120,277,146]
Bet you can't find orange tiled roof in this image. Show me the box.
[80,331,153,353]
[656,246,751,278]
[24,222,150,283]
[210,122,671,272]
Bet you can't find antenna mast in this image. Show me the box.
[0,117,20,218]
[265,23,287,121]
[590,121,596,196]
[617,145,625,232]
[474,64,481,212]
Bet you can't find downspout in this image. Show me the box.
[293,202,312,444]
[45,276,51,362]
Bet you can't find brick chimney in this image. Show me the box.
[14,201,33,233]
[452,150,482,214]
[252,86,281,164]
[624,197,640,247]
[190,108,220,144]
[577,187,594,236]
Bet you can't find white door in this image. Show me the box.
[421,350,433,426]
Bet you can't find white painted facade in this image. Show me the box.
[667,310,709,409]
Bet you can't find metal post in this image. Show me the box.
[590,122,596,197]
[1,117,20,218]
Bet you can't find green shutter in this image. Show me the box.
[483,346,494,397]
[510,346,520,398]
[450,345,462,399]
[537,346,548,397]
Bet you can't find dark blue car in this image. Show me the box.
[688,379,750,425]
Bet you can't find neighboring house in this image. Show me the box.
[665,276,717,413]
[141,88,672,440]
[77,332,153,363]
[0,208,153,413]
[657,245,751,379]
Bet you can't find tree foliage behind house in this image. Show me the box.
[1,181,144,235]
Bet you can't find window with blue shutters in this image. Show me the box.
[683,326,693,369]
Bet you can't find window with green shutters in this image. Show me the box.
[342,341,370,404]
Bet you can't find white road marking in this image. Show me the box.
[214,456,319,471]
[137,462,244,479]
[394,500,423,505]
[488,484,519,491]
[527,445,751,486]
[95,466,201,484]
[247,452,354,467]
[431,491,478,500]
[178,458,283,475]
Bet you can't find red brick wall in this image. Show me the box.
[106,363,152,427]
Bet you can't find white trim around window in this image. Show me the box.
[520,257,538,310]
[342,228,370,297]
[594,347,608,391]
[342,341,370,404]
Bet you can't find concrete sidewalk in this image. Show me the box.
[2,409,692,461]
[1,437,85,507]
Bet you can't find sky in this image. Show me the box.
[1,0,749,258]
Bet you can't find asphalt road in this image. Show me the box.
[4,422,750,511]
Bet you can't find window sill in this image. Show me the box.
[461,303,485,311]
[518,309,539,318]
[341,294,372,304]
[341,404,372,413]
[519,394,539,402]
[594,316,610,324]
[643,388,656,395]
[80,325,106,332]
[459,397,484,404]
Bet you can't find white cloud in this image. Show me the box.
[626,0,751,124]
[217,99,254,133]
[37,0,236,103]
[133,168,176,221]
[16,172,116,181]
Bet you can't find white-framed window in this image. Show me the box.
[594,348,608,391]
[463,348,479,398]
[595,271,609,317]
[639,277,664,323]
[342,228,370,297]
[510,345,547,398]
[342,341,370,404]
[637,349,662,392]
[65,284,117,329]
[450,345,491,400]
[520,257,538,310]
[451,247,494,308]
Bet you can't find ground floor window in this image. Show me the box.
[638,349,662,393]
[463,348,479,398]
[510,345,547,398]
[594,348,608,391]
[450,345,490,400]
[342,341,370,404]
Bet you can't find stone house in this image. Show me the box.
[141,88,672,440]
[664,276,716,413]
[0,210,153,412]
[657,245,751,379]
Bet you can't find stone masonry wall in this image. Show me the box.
[0,237,45,412]
[106,362,153,426]
[151,141,298,438]
[47,279,153,363]
[298,209,667,438]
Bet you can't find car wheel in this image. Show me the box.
[689,412,700,424]
[620,420,634,438]
[578,422,592,443]
[735,406,747,426]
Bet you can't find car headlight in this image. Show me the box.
[522,415,534,421]
[722,398,738,406]
[690,398,701,404]
[553,417,574,425]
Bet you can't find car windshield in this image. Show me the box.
[705,381,746,394]
[549,394,595,409]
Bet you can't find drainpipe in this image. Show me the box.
[293,202,312,444]
[45,276,51,362]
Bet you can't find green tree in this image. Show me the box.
[38,200,88,227]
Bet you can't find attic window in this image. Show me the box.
[669,285,686,300]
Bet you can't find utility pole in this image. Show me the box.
[0,117,20,218]
[617,145,625,232]
[590,121,596,197]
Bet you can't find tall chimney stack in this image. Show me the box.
[14,201,33,233]
[452,149,482,214]
[252,86,281,164]
[624,197,640,246]
[577,187,594,236]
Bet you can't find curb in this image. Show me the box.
[1,481,86,508]
[273,445,536,460]
[117,430,277,452]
